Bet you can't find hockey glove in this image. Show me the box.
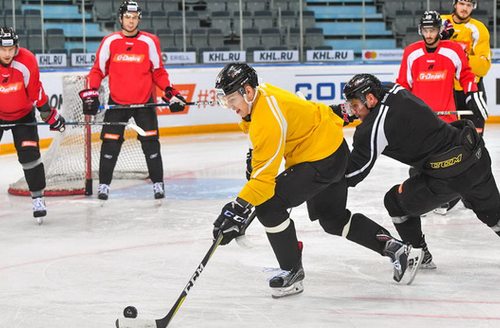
[330,103,355,126]
[246,148,253,181]
[40,107,66,132]
[213,198,253,245]
[162,86,186,113]
[79,89,100,116]
[466,90,489,121]
[440,19,455,40]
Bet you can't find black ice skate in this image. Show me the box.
[153,182,165,199]
[268,265,305,299]
[419,235,436,269]
[384,238,423,285]
[32,196,47,225]
[98,184,110,202]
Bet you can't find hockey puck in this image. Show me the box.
[123,305,138,318]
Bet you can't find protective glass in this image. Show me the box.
[123,13,139,20]
[343,101,353,115]
[216,89,241,109]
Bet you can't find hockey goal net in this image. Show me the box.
[8,75,148,196]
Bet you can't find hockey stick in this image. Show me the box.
[436,110,474,116]
[115,211,257,328]
[0,121,147,136]
[99,101,218,111]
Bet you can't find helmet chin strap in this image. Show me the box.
[242,87,258,115]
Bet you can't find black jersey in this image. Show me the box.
[346,83,460,187]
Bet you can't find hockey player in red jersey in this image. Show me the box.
[0,27,66,224]
[79,1,186,201]
[396,11,485,124]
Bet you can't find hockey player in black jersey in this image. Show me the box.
[341,73,500,268]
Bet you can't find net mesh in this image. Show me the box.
[8,75,148,196]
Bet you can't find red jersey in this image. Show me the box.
[396,40,477,123]
[87,31,172,105]
[0,47,49,121]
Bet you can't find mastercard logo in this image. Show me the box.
[364,51,378,59]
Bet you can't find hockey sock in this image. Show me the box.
[99,141,123,185]
[345,213,393,255]
[141,140,163,183]
[266,219,301,270]
[393,216,423,247]
[23,161,46,192]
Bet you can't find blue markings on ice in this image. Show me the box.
[113,178,246,199]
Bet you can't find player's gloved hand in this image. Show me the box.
[246,148,253,181]
[40,108,66,132]
[466,90,489,121]
[79,89,100,116]
[213,198,253,245]
[440,19,455,40]
[162,86,186,113]
[330,103,355,126]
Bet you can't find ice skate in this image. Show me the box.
[384,238,423,285]
[433,198,460,216]
[33,197,47,225]
[419,235,437,269]
[98,184,110,205]
[153,182,165,205]
[268,265,305,299]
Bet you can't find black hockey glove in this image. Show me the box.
[40,107,66,132]
[246,148,253,181]
[213,198,253,245]
[440,19,455,40]
[162,86,186,113]
[330,103,355,126]
[466,90,489,121]
[79,89,100,116]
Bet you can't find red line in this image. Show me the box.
[331,311,500,320]
[0,238,206,272]
[353,296,500,305]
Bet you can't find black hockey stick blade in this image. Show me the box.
[115,212,256,328]
[116,233,224,328]
[99,100,218,111]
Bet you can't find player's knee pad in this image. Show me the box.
[384,185,408,217]
[100,140,122,161]
[475,206,500,232]
[140,139,161,160]
[17,146,41,165]
[318,209,351,236]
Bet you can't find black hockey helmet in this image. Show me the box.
[453,0,477,9]
[0,27,19,47]
[343,74,382,106]
[214,63,259,96]
[118,1,143,20]
[418,11,443,35]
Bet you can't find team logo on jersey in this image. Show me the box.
[0,82,22,94]
[113,53,145,63]
[417,71,447,81]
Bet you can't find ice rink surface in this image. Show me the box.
[1,127,500,328]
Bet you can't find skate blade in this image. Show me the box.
[420,261,437,270]
[37,216,44,225]
[271,281,304,299]
[155,198,163,206]
[433,208,448,216]
[400,248,424,285]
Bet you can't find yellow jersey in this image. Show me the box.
[237,83,345,206]
[441,14,491,90]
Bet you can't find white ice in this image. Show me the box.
[1,127,500,328]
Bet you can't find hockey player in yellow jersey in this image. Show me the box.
[441,0,490,135]
[211,63,422,298]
